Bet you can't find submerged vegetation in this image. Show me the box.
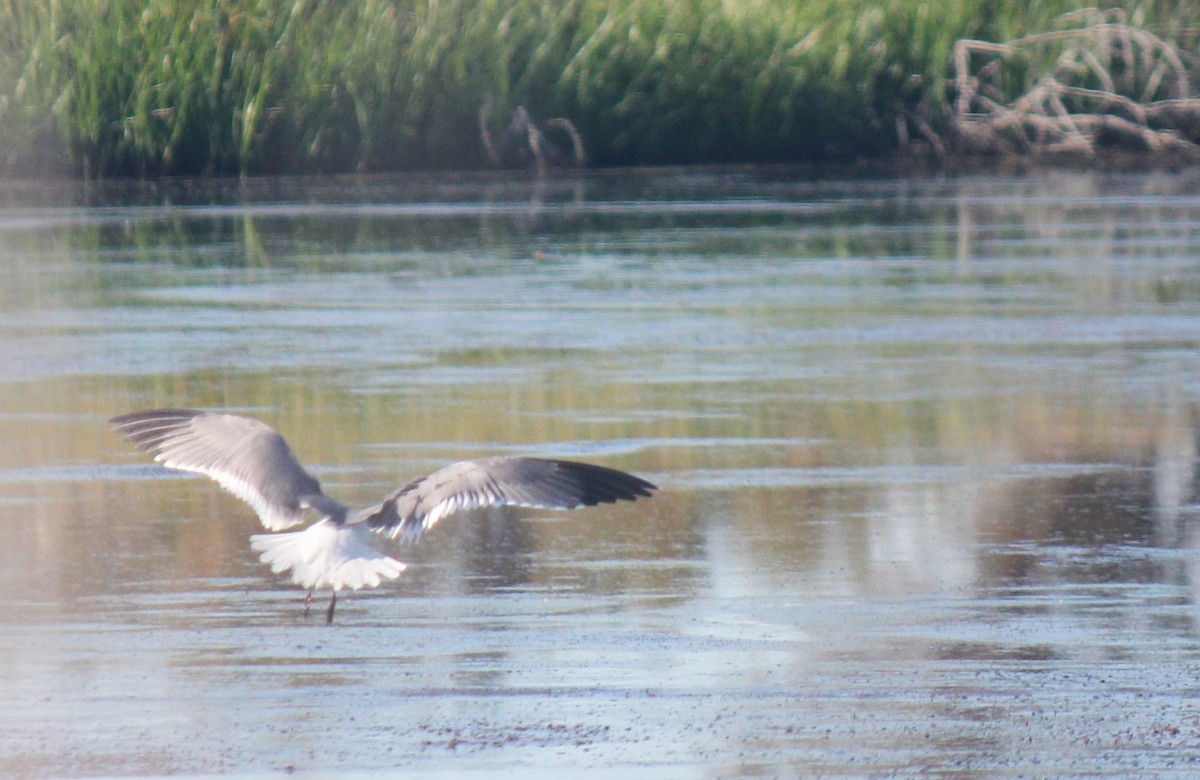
[1,0,1198,176]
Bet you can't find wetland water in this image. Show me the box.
[3,169,1200,776]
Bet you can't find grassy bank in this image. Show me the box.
[1,0,1196,176]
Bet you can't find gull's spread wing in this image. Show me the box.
[362,456,656,541]
[110,409,329,531]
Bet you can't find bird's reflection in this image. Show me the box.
[455,507,540,590]
[1150,389,1199,548]
[408,507,540,594]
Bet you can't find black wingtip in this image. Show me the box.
[554,460,657,506]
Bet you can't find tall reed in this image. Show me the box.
[1,0,1196,176]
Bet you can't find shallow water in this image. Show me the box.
[4,169,1200,776]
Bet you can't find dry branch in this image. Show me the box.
[950,9,1200,158]
[479,101,587,174]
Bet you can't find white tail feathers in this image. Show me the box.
[250,519,406,592]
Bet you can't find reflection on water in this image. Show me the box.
[3,170,1200,775]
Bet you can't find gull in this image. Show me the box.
[110,408,657,624]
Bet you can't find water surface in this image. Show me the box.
[3,169,1200,776]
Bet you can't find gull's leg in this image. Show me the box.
[303,589,313,618]
[326,591,337,625]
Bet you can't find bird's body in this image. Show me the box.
[110,409,656,623]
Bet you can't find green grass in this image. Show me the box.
[0,0,1196,176]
